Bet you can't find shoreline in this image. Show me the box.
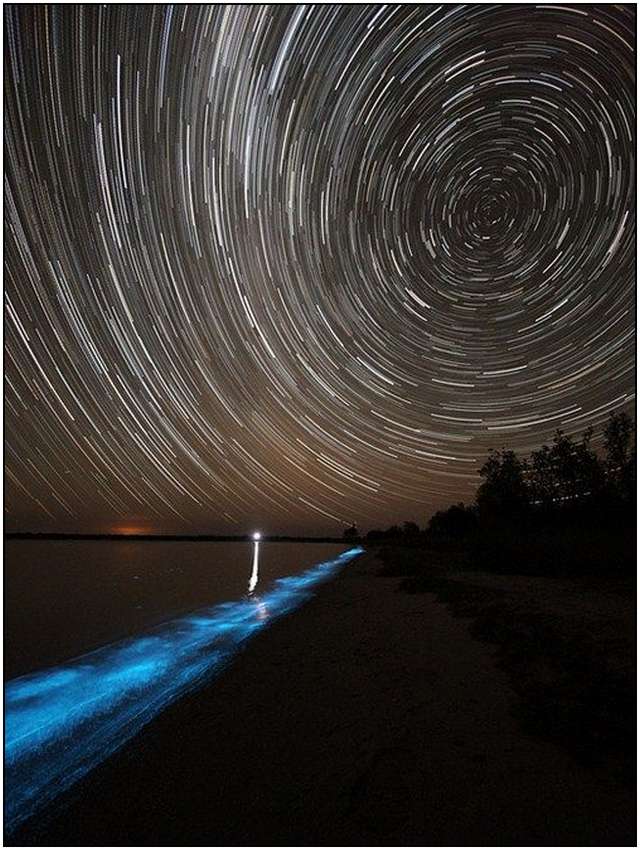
[10,549,635,846]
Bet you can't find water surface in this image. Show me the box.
[5,540,347,679]
[5,540,363,832]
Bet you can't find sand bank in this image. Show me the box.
[10,550,635,846]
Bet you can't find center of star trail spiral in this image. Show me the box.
[4,5,635,534]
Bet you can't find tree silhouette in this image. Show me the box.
[604,411,633,472]
[477,449,529,520]
[428,502,477,539]
[529,443,556,510]
[545,428,603,504]
[403,521,420,538]
[603,411,635,503]
[413,413,635,556]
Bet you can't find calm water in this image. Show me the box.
[5,540,363,832]
[5,539,347,679]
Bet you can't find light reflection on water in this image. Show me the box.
[6,540,349,679]
[5,546,363,832]
[248,540,260,594]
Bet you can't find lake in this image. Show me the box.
[5,539,363,831]
[5,539,349,679]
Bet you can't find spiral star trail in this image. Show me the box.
[4,4,636,535]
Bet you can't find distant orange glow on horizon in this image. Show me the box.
[111,525,154,536]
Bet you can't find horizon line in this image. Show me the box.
[5,531,359,542]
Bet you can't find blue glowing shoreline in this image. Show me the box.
[5,546,364,832]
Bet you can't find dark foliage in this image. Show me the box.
[365,411,635,578]
[477,449,530,521]
[426,411,636,544]
[362,412,635,563]
[366,524,424,545]
[427,502,478,542]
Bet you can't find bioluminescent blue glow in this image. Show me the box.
[5,547,363,832]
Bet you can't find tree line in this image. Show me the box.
[345,411,635,543]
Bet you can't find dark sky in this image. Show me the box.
[4,4,635,535]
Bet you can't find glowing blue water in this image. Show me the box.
[5,546,363,832]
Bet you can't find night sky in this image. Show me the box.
[4,4,635,535]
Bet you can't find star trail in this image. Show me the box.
[4,4,635,534]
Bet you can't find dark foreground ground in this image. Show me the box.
[380,545,636,788]
[8,549,636,846]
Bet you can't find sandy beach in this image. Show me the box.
[10,549,635,846]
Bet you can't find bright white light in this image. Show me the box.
[249,539,259,594]
[252,531,261,541]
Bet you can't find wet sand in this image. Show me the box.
[10,550,635,846]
